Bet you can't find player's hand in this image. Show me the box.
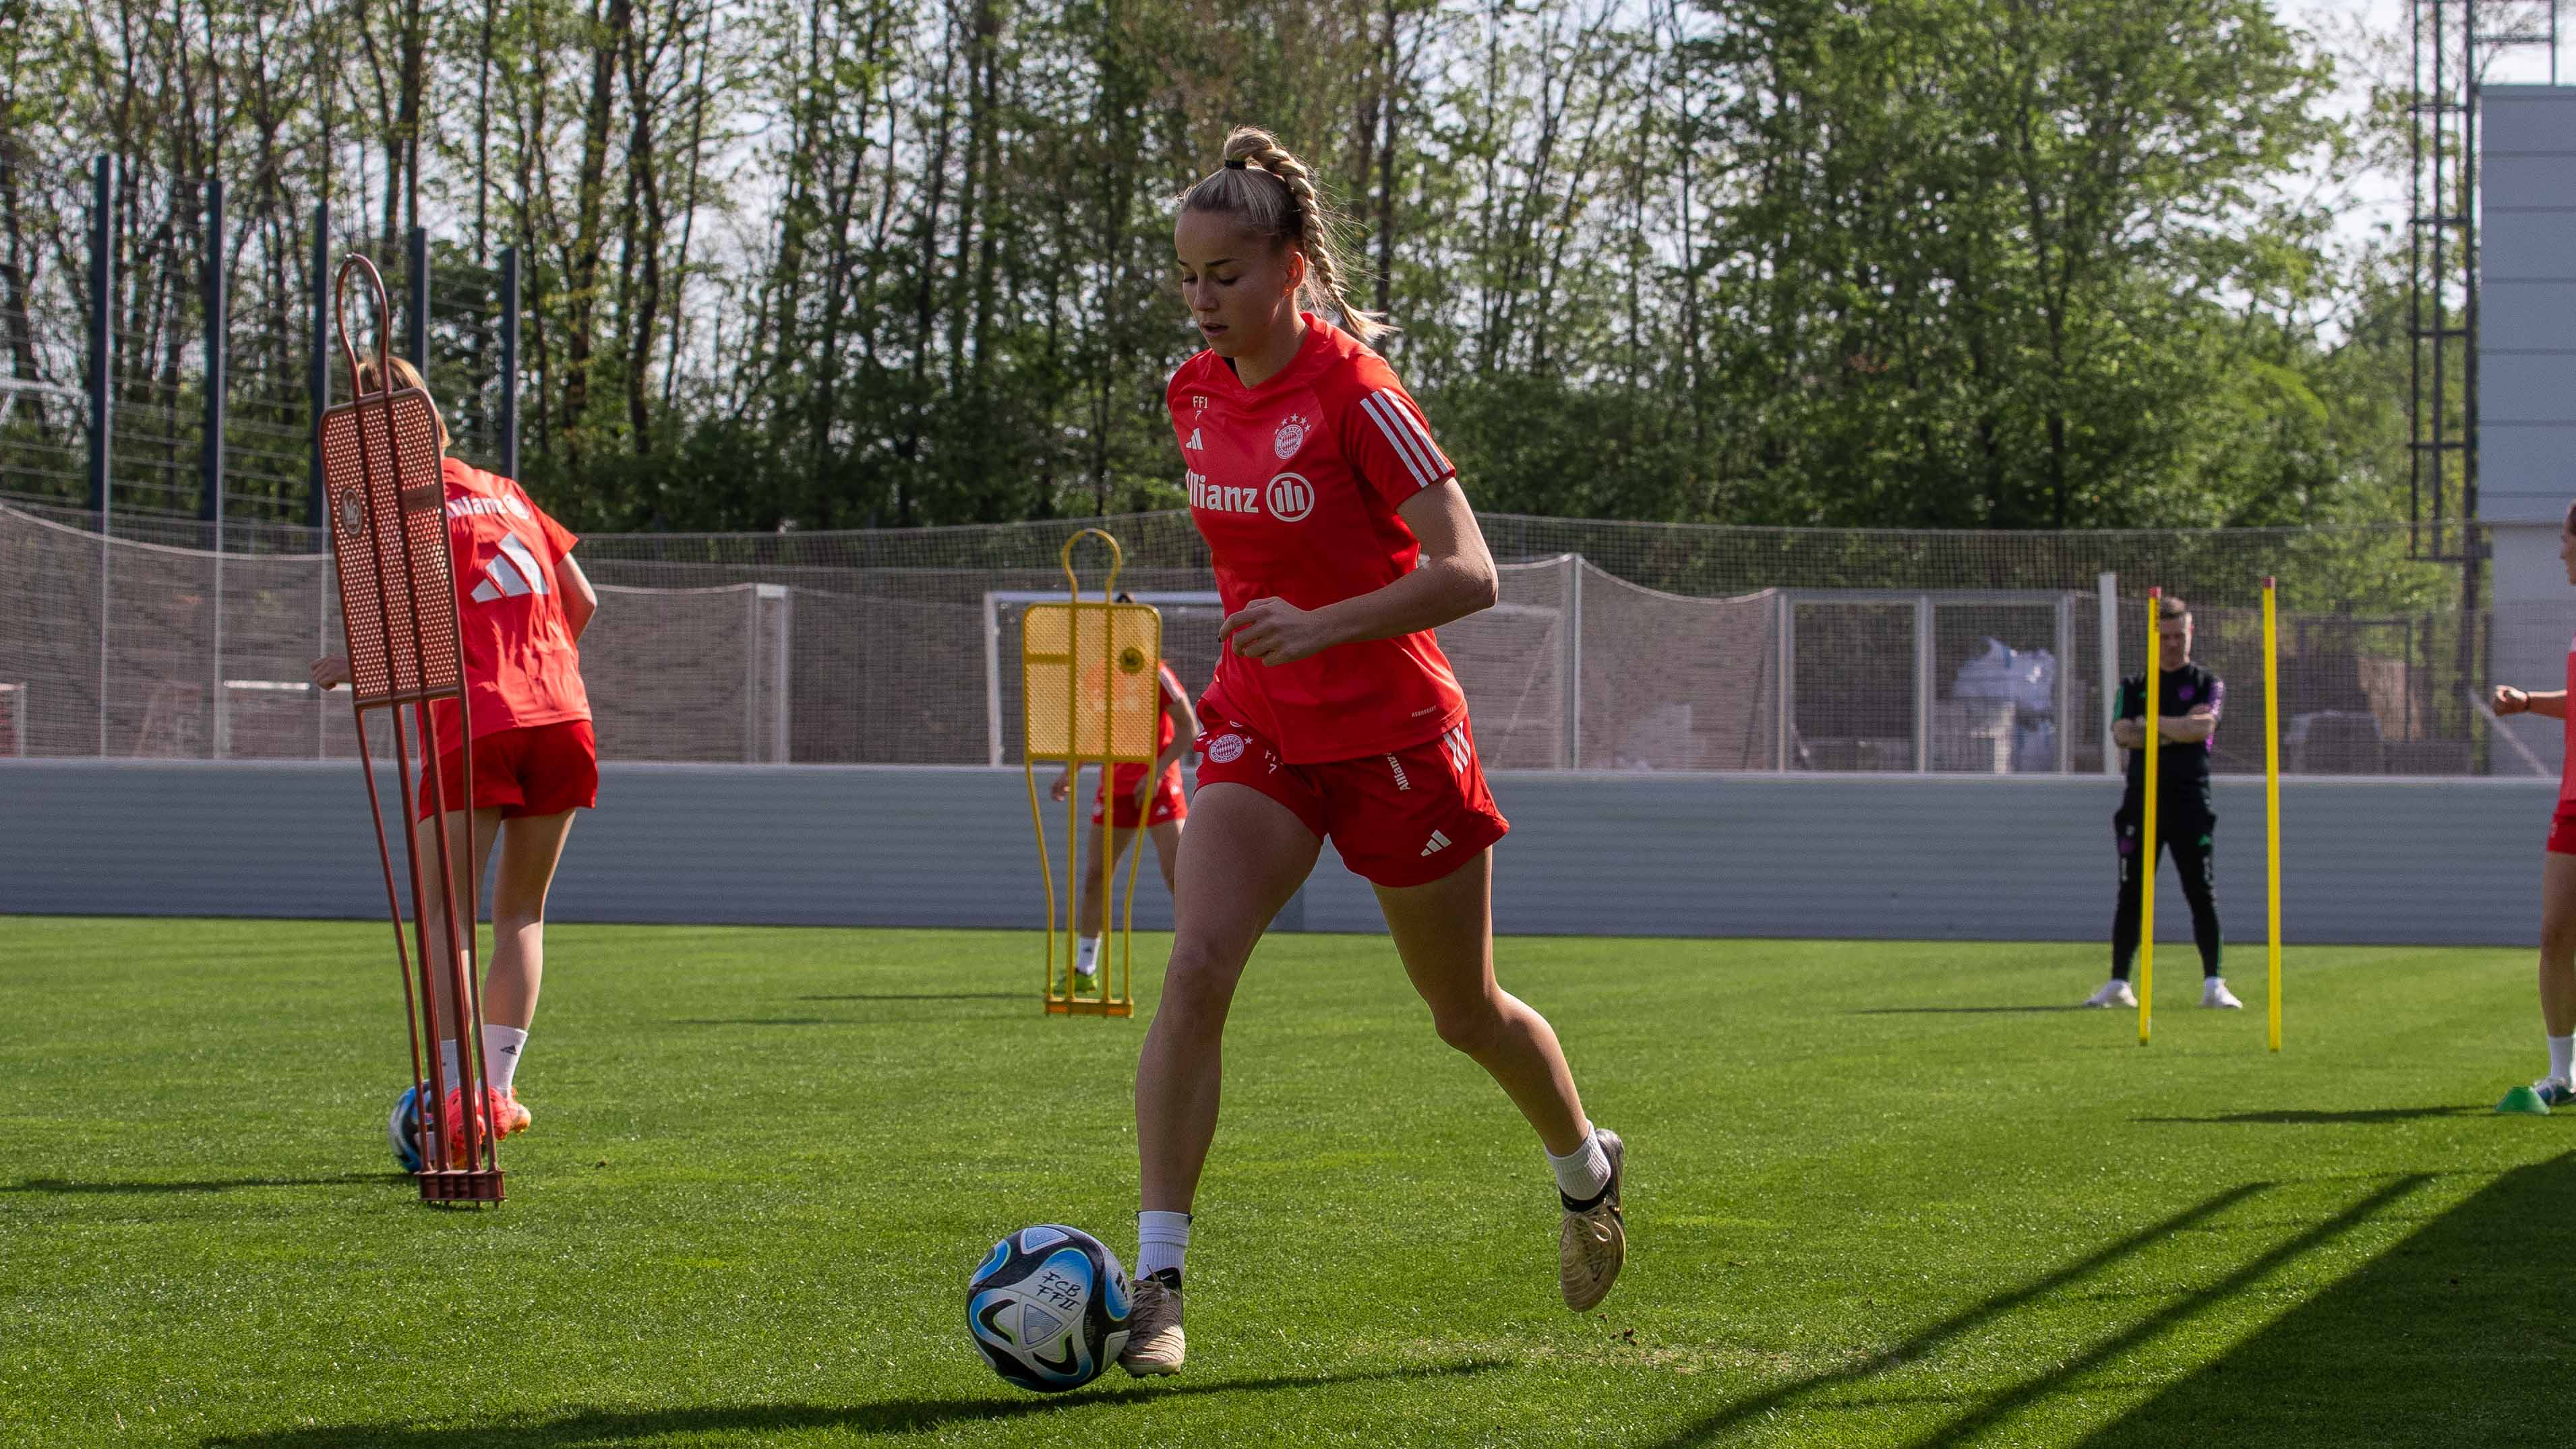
[310,655,352,691]
[1048,772,1072,802]
[2493,685,2531,716]
[1222,597,1331,665]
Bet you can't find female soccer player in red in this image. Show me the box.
[311,357,599,1161]
[2485,500,2576,1110]
[1048,600,1199,980]
[1118,128,1623,1377]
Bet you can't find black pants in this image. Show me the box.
[2111,800,2221,980]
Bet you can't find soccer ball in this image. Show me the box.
[965,1225,1131,1392]
[388,1085,425,1171]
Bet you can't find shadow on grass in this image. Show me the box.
[202,1361,1497,1447]
[796,993,1027,1003]
[1636,1182,2267,1448]
[2136,1107,2487,1126]
[2077,1154,2576,1446]
[1850,1006,2093,1016]
[1888,1175,2430,1447]
[2,1173,392,1195]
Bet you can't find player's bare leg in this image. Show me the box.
[468,808,576,1132]
[1128,782,1318,1374]
[1073,824,1141,978]
[482,809,577,1031]
[1145,819,1183,897]
[2534,853,2576,1103]
[1376,850,1623,1311]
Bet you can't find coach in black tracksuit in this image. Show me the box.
[2089,596,2240,1010]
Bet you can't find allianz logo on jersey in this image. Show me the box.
[446,493,532,522]
[469,533,552,603]
[1189,470,1315,523]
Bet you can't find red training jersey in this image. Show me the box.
[427,456,591,756]
[1168,314,1469,764]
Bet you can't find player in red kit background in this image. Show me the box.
[1048,598,1199,981]
[2484,497,2576,1111]
[1118,127,1625,1378]
[311,357,599,1159]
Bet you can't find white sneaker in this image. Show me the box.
[2084,979,2137,1010]
[2201,977,2244,1010]
[1559,1129,1625,1312]
[1119,1270,1184,1376]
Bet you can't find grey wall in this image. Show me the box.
[2480,86,2576,770]
[0,761,2550,947]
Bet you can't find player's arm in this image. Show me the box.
[310,655,351,689]
[1148,671,1200,790]
[559,552,599,641]
[2158,706,2218,743]
[2494,686,2569,720]
[2109,681,2145,750]
[1222,481,1497,665]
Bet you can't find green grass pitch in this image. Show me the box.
[1,916,2569,1447]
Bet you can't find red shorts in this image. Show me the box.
[2550,805,2576,855]
[417,719,599,820]
[1194,710,1508,888]
[1092,764,1188,830]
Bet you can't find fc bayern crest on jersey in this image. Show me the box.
[1273,414,1310,460]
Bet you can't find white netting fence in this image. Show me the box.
[0,502,2529,775]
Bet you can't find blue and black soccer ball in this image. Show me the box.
[965,1225,1131,1392]
[388,1085,425,1171]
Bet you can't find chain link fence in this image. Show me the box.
[0,500,2531,777]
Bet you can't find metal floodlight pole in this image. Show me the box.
[499,246,519,479]
[204,178,229,758]
[89,154,113,756]
[407,226,429,373]
[307,199,329,529]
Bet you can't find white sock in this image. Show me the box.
[1075,935,1101,976]
[2548,1033,2573,1085]
[482,1025,529,1092]
[437,1039,462,1094]
[1137,1210,1191,1282]
[1547,1126,1611,1205]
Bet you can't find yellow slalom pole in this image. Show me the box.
[2264,576,2283,1052]
[2140,588,2161,1047]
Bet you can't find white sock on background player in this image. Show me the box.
[1075,935,1101,978]
[1137,1210,1191,1281]
[482,1024,528,1092]
[1547,1126,1613,1205]
[2548,1033,2573,1086]
[437,1039,463,1095]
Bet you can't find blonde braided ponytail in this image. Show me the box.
[1180,126,1394,344]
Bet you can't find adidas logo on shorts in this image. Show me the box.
[1420,830,1451,857]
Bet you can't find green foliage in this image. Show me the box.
[0,0,2427,536]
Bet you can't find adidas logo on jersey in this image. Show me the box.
[1420,830,1451,857]
[469,533,551,603]
[1186,428,1205,450]
[1439,726,1472,775]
